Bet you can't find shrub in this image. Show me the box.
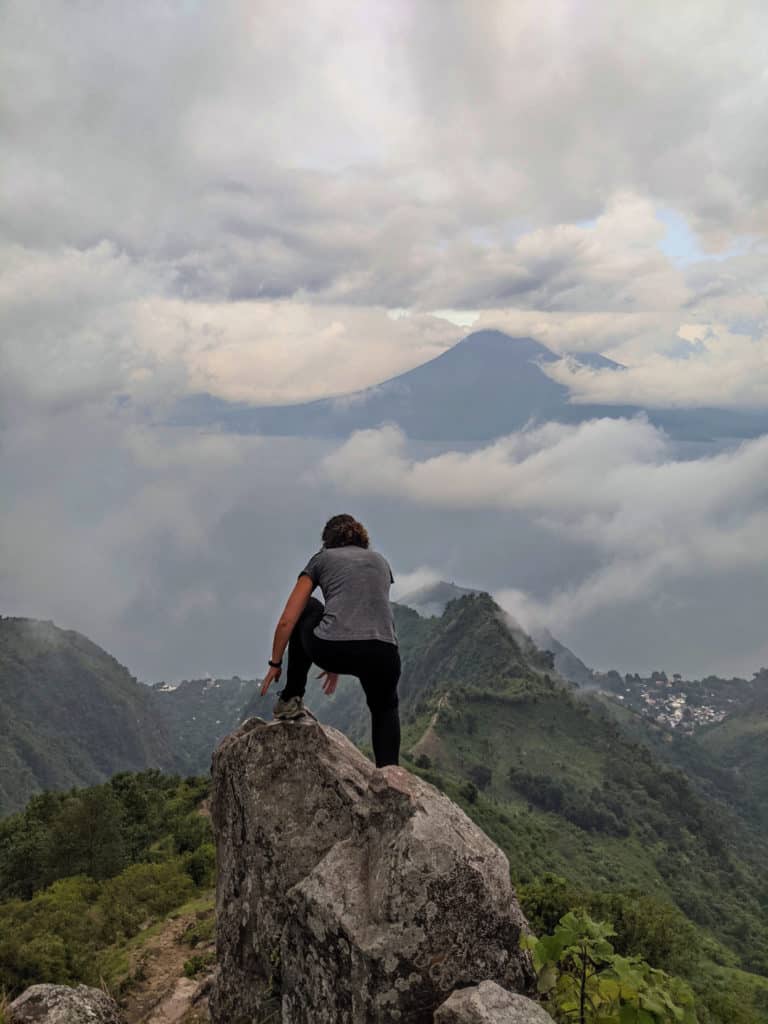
[184,843,216,888]
[525,911,697,1023]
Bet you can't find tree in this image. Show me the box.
[468,764,492,791]
[48,788,126,880]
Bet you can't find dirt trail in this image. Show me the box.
[119,905,214,1024]
[409,692,450,763]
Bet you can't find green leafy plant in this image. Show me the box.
[524,911,697,1023]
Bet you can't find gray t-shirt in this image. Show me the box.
[299,546,398,644]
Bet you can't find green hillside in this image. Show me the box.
[0,617,178,815]
[2,596,768,1021]
[379,594,768,1021]
[585,691,763,828]
[253,593,768,993]
[696,670,768,830]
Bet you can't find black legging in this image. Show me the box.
[280,597,401,767]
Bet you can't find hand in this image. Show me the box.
[316,670,339,696]
[260,664,282,696]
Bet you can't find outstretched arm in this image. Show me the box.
[260,575,314,695]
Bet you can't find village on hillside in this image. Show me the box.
[593,668,761,733]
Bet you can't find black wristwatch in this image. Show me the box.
[268,659,282,668]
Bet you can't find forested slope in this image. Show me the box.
[0,617,177,815]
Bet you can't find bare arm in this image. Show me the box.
[271,575,314,663]
[260,575,314,695]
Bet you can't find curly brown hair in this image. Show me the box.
[321,514,370,549]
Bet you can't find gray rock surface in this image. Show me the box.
[209,715,535,1024]
[435,981,555,1023]
[8,984,123,1023]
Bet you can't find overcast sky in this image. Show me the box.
[2,1,768,681]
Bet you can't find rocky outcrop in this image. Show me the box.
[435,982,554,1023]
[8,984,123,1023]
[210,715,535,1024]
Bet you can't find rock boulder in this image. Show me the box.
[210,716,535,1024]
[435,981,555,1023]
[8,984,123,1023]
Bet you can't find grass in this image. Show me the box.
[97,890,215,994]
[180,910,216,948]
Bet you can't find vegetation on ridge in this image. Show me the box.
[0,771,214,1002]
[3,593,768,1021]
[385,593,768,1023]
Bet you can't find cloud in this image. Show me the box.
[487,193,688,313]
[135,299,459,404]
[472,309,681,358]
[4,0,768,683]
[544,325,768,410]
[390,566,443,602]
[0,241,463,410]
[4,213,764,425]
[3,1,767,306]
[4,396,768,679]
[404,1,768,241]
[4,2,768,413]
[0,411,259,629]
[320,419,768,639]
[0,243,176,415]
[320,418,668,512]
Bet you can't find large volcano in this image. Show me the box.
[171,329,768,442]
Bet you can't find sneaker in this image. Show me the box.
[273,694,305,720]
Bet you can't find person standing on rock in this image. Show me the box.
[259,513,401,767]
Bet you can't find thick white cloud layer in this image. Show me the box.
[8,0,767,243]
[4,399,768,678]
[0,242,461,409]
[135,300,459,404]
[546,326,768,409]
[321,420,768,644]
[2,0,767,408]
[3,221,765,410]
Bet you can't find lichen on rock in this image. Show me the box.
[8,983,123,1023]
[209,715,535,1023]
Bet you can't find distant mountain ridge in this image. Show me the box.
[151,675,251,775]
[170,329,768,442]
